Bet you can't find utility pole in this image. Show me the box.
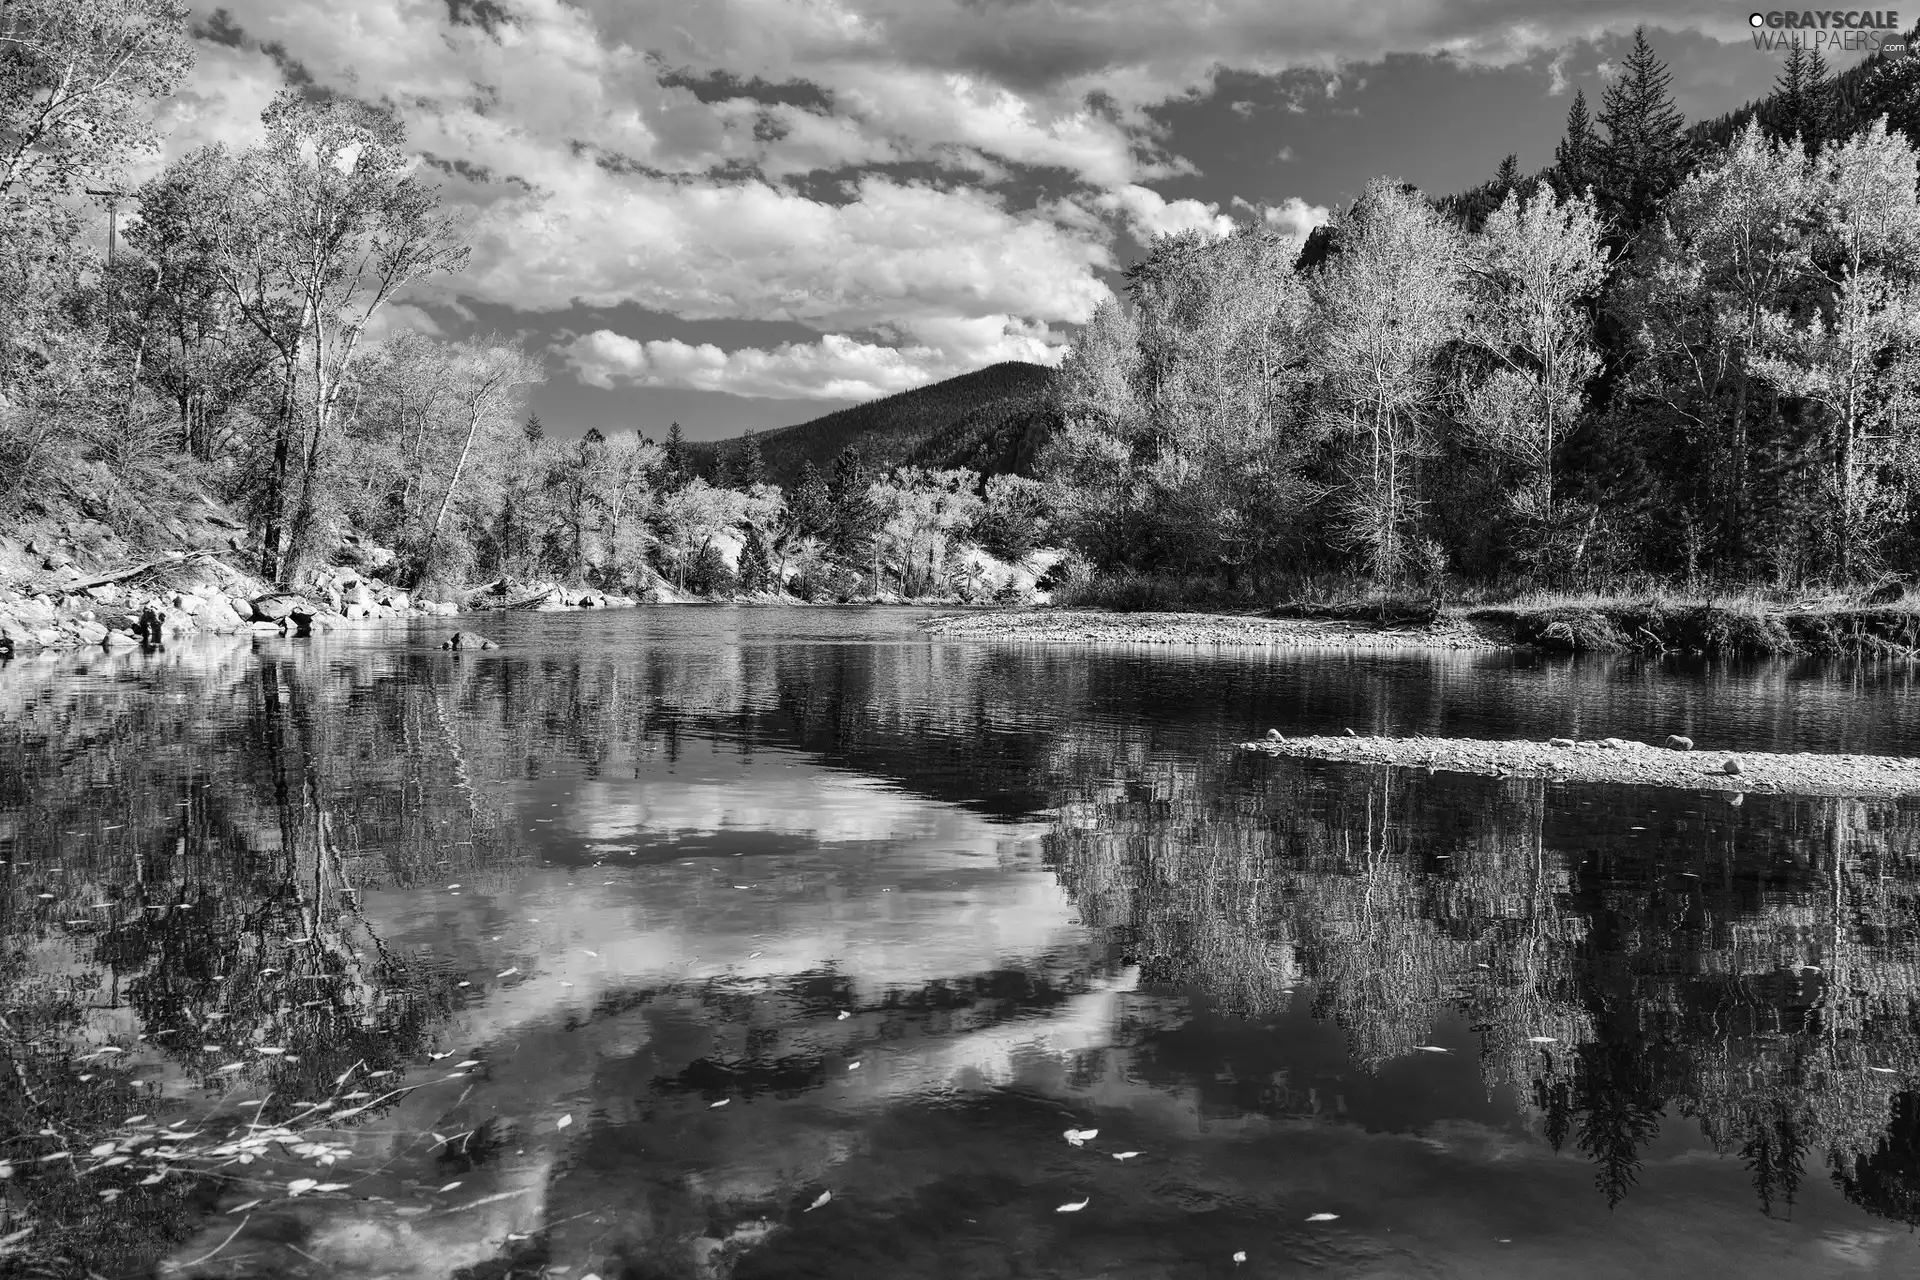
[84,188,132,264]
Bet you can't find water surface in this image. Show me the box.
[3,608,1919,1278]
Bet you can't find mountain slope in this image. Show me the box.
[691,361,1058,487]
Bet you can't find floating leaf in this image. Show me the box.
[806,1190,831,1211]
[580,949,598,957]
[437,1181,463,1194]
[1233,1251,1247,1263]
[496,968,519,979]
[1056,1197,1090,1213]
[312,1182,349,1192]
[848,1061,861,1070]
[836,1010,850,1020]
[556,1114,573,1130]
[1869,1066,1898,1074]
[455,1060,480,1069]
[1063,1128,1098,1147]
[710,1099,730,1108]
[1413,1047,1449,1054]
[428,1052,451,1061]
[287,1178,317,1196]
[1112,1151,1141,1161]
[217,1062,246,1072]
[1527,1036,1558,1044]
[1306,1212,1339,1222]
[89,1143,116,1157]
[228,1199,262,1213]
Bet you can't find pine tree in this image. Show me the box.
[663,421,688,490]
[711,439,736,490]
[787,460,831,538]
[1595,28,1691,232]
[737,524,773,592]
[523,412,544,444]
[739,431,766,488]
[583,426,604,445]
[1493,153,1522,201]
[1768,45,1830,154]
[1553,90,1599,197]
[825,448,878,564]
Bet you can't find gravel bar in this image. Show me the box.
[1237,734,1920,798]
[924,609,1503,651]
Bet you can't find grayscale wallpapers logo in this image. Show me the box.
[1747,10,1910,52]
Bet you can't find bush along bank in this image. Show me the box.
[1479,601,1920,658]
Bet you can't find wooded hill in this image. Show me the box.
[687,361,1058,487]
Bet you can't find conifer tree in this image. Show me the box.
[522,412,544,444]
[739,431,766,488]
[1553,90,1599,197]
[663,421,689,490]
[1595,28,1690,232]
[787,460,830,538]
[1767,45,1831,154]
[825,448,878,565]
[737,524,773,592]
[1493,153,1522,202]
[711,439,736,490]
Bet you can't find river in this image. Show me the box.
[3,607,1919,1278]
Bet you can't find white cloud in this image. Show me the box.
[1275,145,1296,162]
[1259,196,1332,248]
[563,316,1067,401]
[159,0,1755,400]
[1091,183,1237,243]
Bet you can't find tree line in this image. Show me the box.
[1043,29,1920,593]
[0,0,1050,601]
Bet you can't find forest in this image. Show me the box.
[6,3,1920,605]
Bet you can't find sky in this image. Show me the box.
[134,1,1879,442]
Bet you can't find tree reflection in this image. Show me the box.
[0,645,521,1276]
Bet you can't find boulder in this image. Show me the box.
[73,620,108,646]
[1664,735,1694,751]
[346,581,372,610]
[440,630,500,651]
[252,594,300,622]
[288,607,341,636]
[1549,737,1576,748]
[1722,757,1743,776]
[102,628,139,648]
[197,595,249,634]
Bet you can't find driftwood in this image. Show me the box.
[60,549,237,595]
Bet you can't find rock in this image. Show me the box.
[381,589,410,611]
[346,581,372,610]
[1343,727,1357,738]
[102,628,138,648]
[1549,737,1576,748]
[73,620,108,646]
[1266,729,1283,741]
[1665,735,1694,751]
[250,621,284,634]
[442,630,500,651]
[288,607,341,635]
[197,595,249,634]
[1723,757,1743,775]
[252,594,300,622]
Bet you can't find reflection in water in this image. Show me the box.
[2,613,1919,1277]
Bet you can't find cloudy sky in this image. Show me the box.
[146,2,1835,441]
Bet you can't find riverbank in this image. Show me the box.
[1238,733,1920,798]
[923,608,1504,650]
[923,596,1920,658]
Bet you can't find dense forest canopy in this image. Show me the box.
[4,6,1920,599]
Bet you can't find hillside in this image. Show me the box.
[691,361,1058,487]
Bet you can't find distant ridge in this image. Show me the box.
[690,361,1059,487]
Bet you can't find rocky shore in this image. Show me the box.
[0,548,644,659]
[923,608,1503,651]
[1238,733,1920,798]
